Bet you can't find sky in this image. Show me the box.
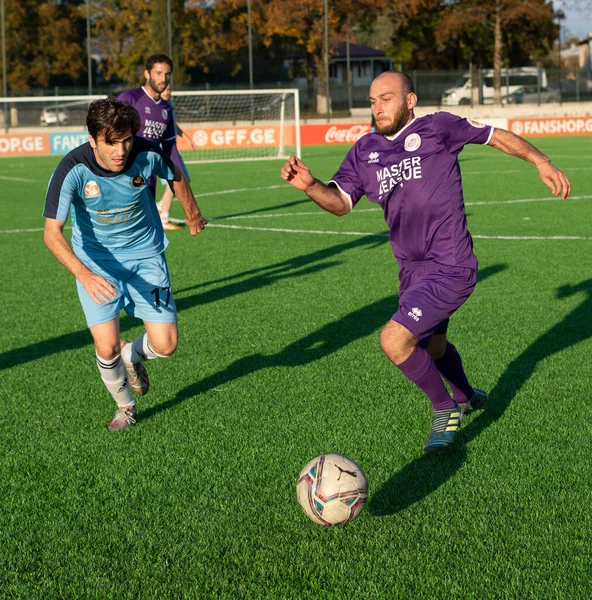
[558,2,592,41]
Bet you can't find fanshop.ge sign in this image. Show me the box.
[509,116,592,137]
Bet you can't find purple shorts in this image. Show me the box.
[392,261,477,342]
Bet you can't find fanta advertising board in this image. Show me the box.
[508,116,592,137]
[0,133,50,156]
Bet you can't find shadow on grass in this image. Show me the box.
[370,275,592,517]
[209,197,309,221]
[143,263,509,427]
[0,235,385,371]
[141,293,398,421]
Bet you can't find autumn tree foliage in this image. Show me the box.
[0,0,562,97]
[434,0,557,103]
[1,0,85,91]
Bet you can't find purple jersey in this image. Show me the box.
[329,112,494,269]
[117,87,176,145]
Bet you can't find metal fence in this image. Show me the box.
[2,68,592,130]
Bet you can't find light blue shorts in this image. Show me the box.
[76,253,178,328]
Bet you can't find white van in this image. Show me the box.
[441,67,548,106]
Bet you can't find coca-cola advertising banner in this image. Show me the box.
[301,123,372,145]
[176,123,371,150]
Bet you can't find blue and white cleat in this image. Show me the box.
[424,404,464,453]
[460,388,487,415]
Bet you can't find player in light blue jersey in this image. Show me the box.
[43,98,207,431]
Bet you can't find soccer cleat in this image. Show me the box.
[123,359,150,396]
[424,404,464,453]
[108,404,137,431]
[459,388,487,415]
[162,220,183,231]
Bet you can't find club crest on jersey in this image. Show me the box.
[131,175,145,188]
[468,119,486,128]
[161,109,168,120]
[404,133,421,152]
[84,181,100,198]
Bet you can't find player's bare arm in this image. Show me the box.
[280,155,350,216]
[43,218,117,305]
[171,166,207,235]
[489,128,571,199]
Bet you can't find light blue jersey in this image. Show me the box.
[43,137,176,263]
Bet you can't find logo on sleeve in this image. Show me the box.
[468,119,487,128]
[131,175,145,188]
[404,133,421,152]
[368,151,380,164]
[84,181,101,198]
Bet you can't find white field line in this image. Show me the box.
[207,223,592,241]
[0,175,36,183]
[193,184,286,199]
[3,195,591,239]
[1,164,588,190]
[204,194,592,221]
[5,222,591,241]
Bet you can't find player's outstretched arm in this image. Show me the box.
[171,167,207,235]
[280,155,351,216]
[43,218,117,305]
[488,128,571,200]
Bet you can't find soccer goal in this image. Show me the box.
[170,89,301,163]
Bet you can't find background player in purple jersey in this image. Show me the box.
[156,84,197,231]
[117,54,184,201]
[281,70,571,453]
[43,99,207,431]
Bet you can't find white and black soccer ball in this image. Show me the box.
[296,454,368,526]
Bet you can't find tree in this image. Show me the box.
[92,0,153,85]
[261,0,385,113]
[1,0,85,91]
[435,0,556,104]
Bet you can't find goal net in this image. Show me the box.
[0,95,105,130]
[170,89,301,163]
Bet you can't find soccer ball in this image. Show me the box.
[296,454,368,526]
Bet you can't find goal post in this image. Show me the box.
[170,89,301,164]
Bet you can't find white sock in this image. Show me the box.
[121,334,166,364]
[160,211,169,223]
[96,353,135,408]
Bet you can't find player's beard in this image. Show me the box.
[375,104,412,137]
[147,76,167,97]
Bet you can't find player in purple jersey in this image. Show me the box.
[43,99,207,432]
[156,84,196,231]
[117,54,184,199]
[281,71,571,453]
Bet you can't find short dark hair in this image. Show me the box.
[145,53,173,72]
[398,71,415,95]
[86,98,140,143]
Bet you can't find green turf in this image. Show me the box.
[1,137,591,599]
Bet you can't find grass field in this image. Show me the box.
[1,136,591,599]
